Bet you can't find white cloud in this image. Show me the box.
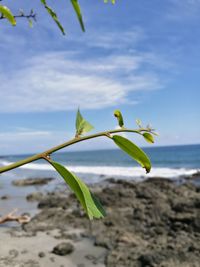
[0,51,161,113]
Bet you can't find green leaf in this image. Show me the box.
[71,0,85,32]
[91,193,106,217]
[136,119,142,128]
[40,0,65,35]
[152,131,159,136]
[104,0,116,3]
[28,19,33,28]
[143,133,154,144]
[114,110,124,128]
[0,6,16,26]
[50,161,105,219]
[112,135,151,173]
[76,109,94,136]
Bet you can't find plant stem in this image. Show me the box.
[0,128,148,174]
[0,12,36,21]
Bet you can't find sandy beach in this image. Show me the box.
[1,173,200,267]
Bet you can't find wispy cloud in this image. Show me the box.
[0,130,52,140]
[0,51,161,113]
[167,0,200,20]
[0,128,114,155]
[0,129,67,155]
[79,27,145,50]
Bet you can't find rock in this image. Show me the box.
[0,195,9,200]
[52,242,74,256]
[38,196,68,209]
[38,252,45,258]
[137,253,164,266]
[12,177,54,186]
[26,192,44,202]
[22,177,200,266]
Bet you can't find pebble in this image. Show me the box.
[52,242,74,256]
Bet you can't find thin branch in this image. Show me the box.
[0,10,36,21]
[0,127,150,174]
[0,209,31,224]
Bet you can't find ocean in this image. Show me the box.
[0,144,199,215]
[0,144,200,182]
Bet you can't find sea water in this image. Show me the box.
[0,145,199,215]
[0,144,199,183]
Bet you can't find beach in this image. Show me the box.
[0,146,200,266]
[0,172,200,267]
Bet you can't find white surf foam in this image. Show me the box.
[0,160,199,179]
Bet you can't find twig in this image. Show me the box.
[0,127,150,174]
[0,10,36,22]
[0,209,31,224]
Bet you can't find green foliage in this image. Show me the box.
[136,119,142,128]
[46,110,155,218]
[143,132,154,144]
[76,109,94,137]
[104,0,116,3]
[71,0,85,32]
[114,110,124,128]
[0,109,157,219]
[0,0,157,223]
[112,135,151,173]
[0,5,16,26]
[40,0,65,35]
[91,193,106,217]
[50,161,105,219]
[28,18,33,28]
[0,1,117,33]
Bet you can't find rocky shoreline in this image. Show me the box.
[1,175,200,267]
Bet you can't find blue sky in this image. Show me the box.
[0,0,199,155]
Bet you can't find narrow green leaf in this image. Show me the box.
[40,0,65,35]
[28,19,33,28]
[114,110,124,128]
[0,6,16,26]
[50,161,105,219]
[76,109,84,132]
[112,135,151,173]
[152,131,159,136]
[136,119,142,128]
[76,109,94,136]
[70,0,85,32]
[104,0,116,3]
[91,193,106,217]
[143,133,154,144]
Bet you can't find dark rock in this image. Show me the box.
[26,192,43,202]
[38,252,45,258]
[52,242,74,256]
[38,196,68,209]
[138,253,159,266]
[23,177,200,267]
[0,195,10,200]
[12,177,54,186]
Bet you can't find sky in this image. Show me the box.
[0,0,199,155]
